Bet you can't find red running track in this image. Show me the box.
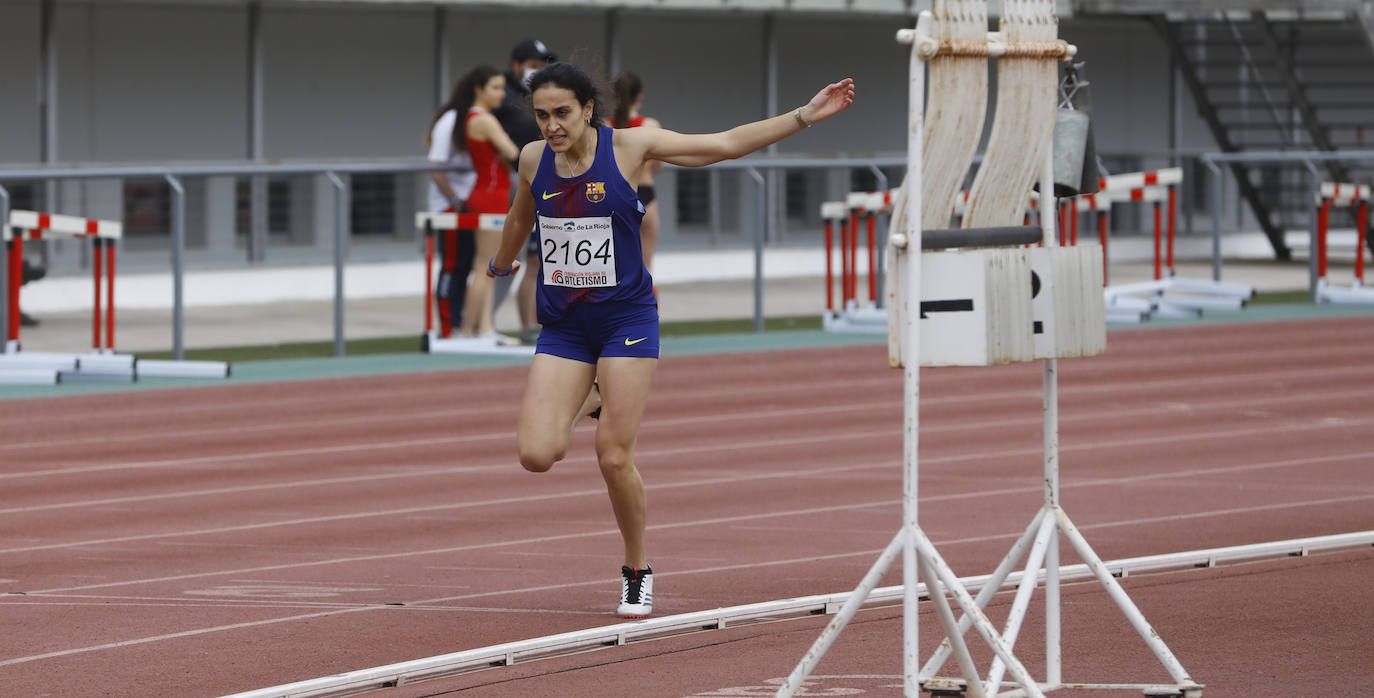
[2,316,1374,697]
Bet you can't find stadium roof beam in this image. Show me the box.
[1074,0,1365,15]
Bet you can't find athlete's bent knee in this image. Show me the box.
[519,443,564,473]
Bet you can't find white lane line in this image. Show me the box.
[3,495,1369,670]
[0,596,601,615]
[0,452,903,556]
[0,374,896,452]
[0,399,898,482]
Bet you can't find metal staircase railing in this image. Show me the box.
[1152,15,1290,258]
[1153,10,1374,260]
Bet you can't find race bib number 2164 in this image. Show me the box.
[538,216,617,288]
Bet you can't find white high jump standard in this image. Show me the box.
[780,2,1202,697]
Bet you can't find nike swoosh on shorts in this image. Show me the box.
[624,337,647,346]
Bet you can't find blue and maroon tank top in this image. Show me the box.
[531,125,654,324]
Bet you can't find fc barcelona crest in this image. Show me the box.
[585,181,606,204]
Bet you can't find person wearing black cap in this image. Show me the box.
[491,39,557,344]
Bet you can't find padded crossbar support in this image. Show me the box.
[922,225,1042,249]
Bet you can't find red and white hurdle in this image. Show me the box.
[1,210,228,385]
[1099,167,1254,321]
[414,211,534,356]
[1313,182,1373,305]
[820,190,895,334]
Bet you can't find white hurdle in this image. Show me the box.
[1,209,229,384]
[415,211,535,356]
[782,2,1201,697]
[1314,182,1373,305]
[821,191,896,334]
[1099,169,1255,321]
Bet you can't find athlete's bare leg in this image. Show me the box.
[593,356,657,568]
[459,227,501,336]
[518,354,597,472]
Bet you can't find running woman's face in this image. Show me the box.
[476,74,506,110]
[532,86,593,152]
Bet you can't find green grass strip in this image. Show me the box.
[136,314,825,363]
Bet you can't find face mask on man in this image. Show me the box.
[522,68,538,89]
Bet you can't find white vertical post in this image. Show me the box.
[1039,142,1062,687]
[901,14,931,698]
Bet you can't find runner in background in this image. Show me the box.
[456,65,522,343]
[610,72,663,274]
[425,78,478,337]
[493,39,556,345]
[488,61,855,618]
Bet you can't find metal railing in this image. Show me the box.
[0,160,452,359]
[1199,149,1374,299]
[3,149,1371,360]
[0,155,906,356]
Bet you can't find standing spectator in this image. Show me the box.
[455,65,522,342]
[492,39,556,345]
[426,77,479,337]
[610,72,664,274]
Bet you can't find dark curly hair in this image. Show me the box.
[527,62,607,128]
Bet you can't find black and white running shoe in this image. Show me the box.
[617,565,653,618]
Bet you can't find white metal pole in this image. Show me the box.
[984,513,1056,694]
[776,530,907,697]
[1053,508,1195,685]
[917,555,987,698]
[900,14,931,698]
[1039,141,1062,687]
[909,530,1047,698]
[921,506,1046,677]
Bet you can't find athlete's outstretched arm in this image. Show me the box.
[642,79,854,167]
[490,142,543,276]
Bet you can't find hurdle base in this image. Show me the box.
[919,678,970,696]
[425,331,535,356]
[0,367,60,385]
[1105,308,1149,324]
[822,304,888,335]
[137,359,232,379]
[1316,281,1374,306]
[58,368,135,384]
[0,351,81,372]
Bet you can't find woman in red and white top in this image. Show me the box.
[611,72,663,272]
[455,65,521,341]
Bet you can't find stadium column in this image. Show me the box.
[248,0,268,262]
[605,9,620,80]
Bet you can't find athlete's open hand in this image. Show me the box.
[802,78,856,125]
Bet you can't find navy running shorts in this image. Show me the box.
[536,300,660,364]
